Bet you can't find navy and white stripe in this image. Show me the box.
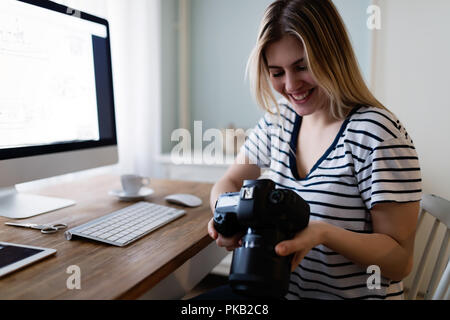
[242,99,422,300]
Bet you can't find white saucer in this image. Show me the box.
[108,187,154,201]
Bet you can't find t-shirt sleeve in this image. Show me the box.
[356,137,422,209]
[240,113,273,168]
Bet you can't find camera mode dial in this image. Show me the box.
[269,190,284,204]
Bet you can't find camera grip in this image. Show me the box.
[213,211,241,238]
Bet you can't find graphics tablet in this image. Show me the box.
[0,242,56,278]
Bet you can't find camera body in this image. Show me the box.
[213,179,310,298]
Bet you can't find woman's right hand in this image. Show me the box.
[207,217,243,251]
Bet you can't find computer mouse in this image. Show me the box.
[164,193,203,208]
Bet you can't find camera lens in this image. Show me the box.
[229,229,292,298]
[269,190,284,204]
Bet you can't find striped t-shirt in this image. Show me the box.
[241,99,422,300]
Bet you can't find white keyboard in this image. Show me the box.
[64,202,186,247]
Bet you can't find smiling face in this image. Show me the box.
[265,35,329,117]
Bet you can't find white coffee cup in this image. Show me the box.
[121,174,150,195]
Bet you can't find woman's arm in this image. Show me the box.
[208,151,261,250]
[275,201,420,281]
[209,151,261,211]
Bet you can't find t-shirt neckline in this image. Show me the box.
[289,105,362,181]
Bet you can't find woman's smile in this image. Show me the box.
[265,35,328,116]
[288,88,315,105]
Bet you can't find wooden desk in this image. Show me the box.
[0,175,216,299]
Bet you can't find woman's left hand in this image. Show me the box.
[275,220,327,271]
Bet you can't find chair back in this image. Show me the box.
[407,194,450,300]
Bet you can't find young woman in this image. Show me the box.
[207,0,422,300]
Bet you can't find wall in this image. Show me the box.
[333,0,372,83]
[372,0,450,293]
[372,0,450,200]
[189,0,271,133]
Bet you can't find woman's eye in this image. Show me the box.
[295,65,307,72]
[272,71,284,78]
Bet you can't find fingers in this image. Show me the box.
[225,245,239,251]
[216,232,240,248]
[275,239,296,256]
[207,218,218,240]
[291,251,307,272]
[220,239,240,251]
[208,218,243,251]
[275,240,307,272]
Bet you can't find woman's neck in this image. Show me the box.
[301,106,338,130]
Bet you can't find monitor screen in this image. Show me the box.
[0,0,118,219]
[0,0,117,160]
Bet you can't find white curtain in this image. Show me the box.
[54,0,163,178]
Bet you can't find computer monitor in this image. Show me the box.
[0,0,118,219]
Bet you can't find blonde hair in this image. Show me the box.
[247,0,386,119]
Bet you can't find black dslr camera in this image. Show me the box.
[213,179,310,298]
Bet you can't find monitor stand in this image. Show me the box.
[0,187,75,219]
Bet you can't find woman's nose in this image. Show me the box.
[285,72,303,93]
